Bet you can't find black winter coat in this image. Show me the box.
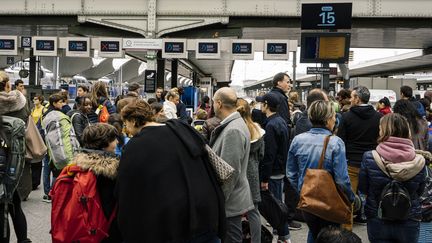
[116,120,225,242]
[269,87,291,127]
[67,110,90,145]
[359,151,426,221]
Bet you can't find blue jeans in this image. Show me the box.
[42,156,51,195]
[367,217,420,243]
[269,178,290,240]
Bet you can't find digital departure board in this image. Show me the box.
[300,33,350,63]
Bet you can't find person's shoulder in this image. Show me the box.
[361,150,375,163]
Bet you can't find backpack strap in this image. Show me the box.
[70,112,81,123]
[372,150,392,178]
[317,135,331,169]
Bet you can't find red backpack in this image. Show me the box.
[50,165,117,243]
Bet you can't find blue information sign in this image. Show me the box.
[232,43,252,54]
[267,43,287,54]
[165,42,184,53]
[36,40,55,51]
[0,39,15,50]
[69,41,87,52]
[198,42,218,54]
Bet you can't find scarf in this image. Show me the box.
[376,136,416,163]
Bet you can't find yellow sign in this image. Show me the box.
[318,37,346,59]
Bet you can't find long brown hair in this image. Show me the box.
[377,113,411,143]
[236,98,261,141]
[91,81,109,105]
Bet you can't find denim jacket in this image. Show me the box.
[287,128,355,202]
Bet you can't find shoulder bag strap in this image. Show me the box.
[371,150,392,179]
[318,135,331,169]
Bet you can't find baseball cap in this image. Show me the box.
[256,93,280,108]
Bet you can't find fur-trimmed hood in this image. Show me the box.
[0,90,26,115]
[73,150,119,179]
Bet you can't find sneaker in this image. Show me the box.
[42,195,51,203]
[353,215,367,225]
[288,221,302,230]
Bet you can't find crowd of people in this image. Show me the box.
[0,69,431,243]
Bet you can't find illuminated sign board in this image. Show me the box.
[66,37,90,57]
[32,37,58,56]
[0,36,18,55]
[162,39,187,59]
[98,38,123,58]
[264,40,289,60]
[300,33,351,63]
[231,40,254,60]
[301,3,352,29]
[196,40,220,59]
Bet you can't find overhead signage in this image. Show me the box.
[21,36,32,48]
[300,33,351,63]
[196,40,220,59]
[98,38,123,58]
[66,37,90,57]
[123,38,163,50]
[264,40,289,60]
[301,3,352,30]
[307,67,337,75]
[32,37,58,56]
[162,39,187,59]
[144,70,157,93]
[231,40,254,60]
[0,36,18,56]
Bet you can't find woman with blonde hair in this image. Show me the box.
[287,100,354,242]
[88,81,116,123]
[359,113,426,243]
[236,98,265,243]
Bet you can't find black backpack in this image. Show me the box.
[0,116,26,203]
[420,166,432,222]
[377,171,412,221]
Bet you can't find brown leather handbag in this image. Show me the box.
[297,135,352,224]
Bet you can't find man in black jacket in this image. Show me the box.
[337,86,382,228]
[257,92,292,242]
[269,72,292,127]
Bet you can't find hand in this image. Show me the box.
[261,182,269,191]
